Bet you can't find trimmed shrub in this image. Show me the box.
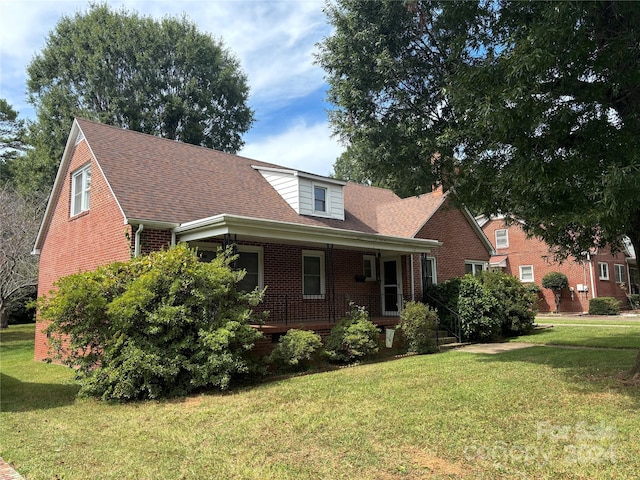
[588,297,621,315]
[267,329,323,371]
[397,301,438,354]
[325,303,379,363]
[480,270,537,336]
[457,275,501,341]
[38,244,264,401]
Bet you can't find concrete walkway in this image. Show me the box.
[0,458,24,480]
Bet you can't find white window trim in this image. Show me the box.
[302,250,325,298]
[424,256,437,286]
[465,260,486,276]
[237,245,264,290]
[598,262,610,280]
[495,229,509,249]
[614,263,626,284]
[519,265,534,283]
[312,184,329,215]
[363,254,376,281]
[70,164,91,217]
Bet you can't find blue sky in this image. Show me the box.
[0,0,343,176]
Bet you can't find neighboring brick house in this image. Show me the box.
[33,118,492,360]
[479,216,637,313]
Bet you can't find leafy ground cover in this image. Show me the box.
[1,323,639,479]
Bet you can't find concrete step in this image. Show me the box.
[436,336,458,345]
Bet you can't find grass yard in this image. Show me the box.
[536,315,640,327]
[1,324,639,479]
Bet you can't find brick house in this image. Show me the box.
[33,119,492,360]
[479,216,637,313]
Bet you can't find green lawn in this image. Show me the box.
[513,324,640,349]
[536,315,640,326]
[1,324,639,479]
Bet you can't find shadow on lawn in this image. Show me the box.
[0,373,80,413]
[470,345,640,404]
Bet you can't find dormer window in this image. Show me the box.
[252,165,346,221]
[314,186,327,213]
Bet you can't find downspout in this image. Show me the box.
[588,253,596,302]
[171,231,176,246]
[134,224,144,258]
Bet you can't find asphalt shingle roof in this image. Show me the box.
[76,118,445,238]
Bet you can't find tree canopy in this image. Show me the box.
[318,0,640,260]
[0,99,26,186]
[18,4,254,194]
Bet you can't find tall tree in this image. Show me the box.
[0,99,26,186]
[0,186,46,328]
[320,0,640,376]
[19,4,254,194]
[317,0,484,197]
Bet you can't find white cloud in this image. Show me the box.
[240,119,344,176]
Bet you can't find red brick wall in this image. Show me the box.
[415,199,491,283]
[35,140,132,361]
[482,219,630,313]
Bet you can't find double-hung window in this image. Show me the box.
[303,250,325,298]
[71,164,91,216]
[465,261,485,276]
[423,257,437,286]
[495,229,509,249]
[614,264,626,284]
[363,255,376,281]
[599,262,610,280]
[519,265,534,283]
[236,246,264,292]
[314,186,327,213]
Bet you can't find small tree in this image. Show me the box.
[542,272,569,314]
[38,244,264,401]
[0,186,46,328]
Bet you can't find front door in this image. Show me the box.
[382,258,401,316]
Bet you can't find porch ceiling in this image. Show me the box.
[174,213,441,253]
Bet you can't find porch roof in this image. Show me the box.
[174,213,442,253]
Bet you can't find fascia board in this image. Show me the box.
[175,214,441,253]
[251,165,347,186]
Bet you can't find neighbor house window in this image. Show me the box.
[465,261,485,276]
[71,164,91,216]
[303,250,325,297]
[495,229,509,249]
[599,262,609,280]
[236,246,264,292]
[614,264,626,284]
[423,257,437,286]
[363,255,376,281]
[314,186,327,213]
[519,265,534,283]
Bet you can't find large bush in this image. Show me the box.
[325,303,379,363]
[588,297,621,315]
[38,244,264,401]
[267,329,323,372]
[397,301,438,354]
[480,270,537,336]
[457,275,502,341]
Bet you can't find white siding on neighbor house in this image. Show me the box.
[258,170,301,213]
